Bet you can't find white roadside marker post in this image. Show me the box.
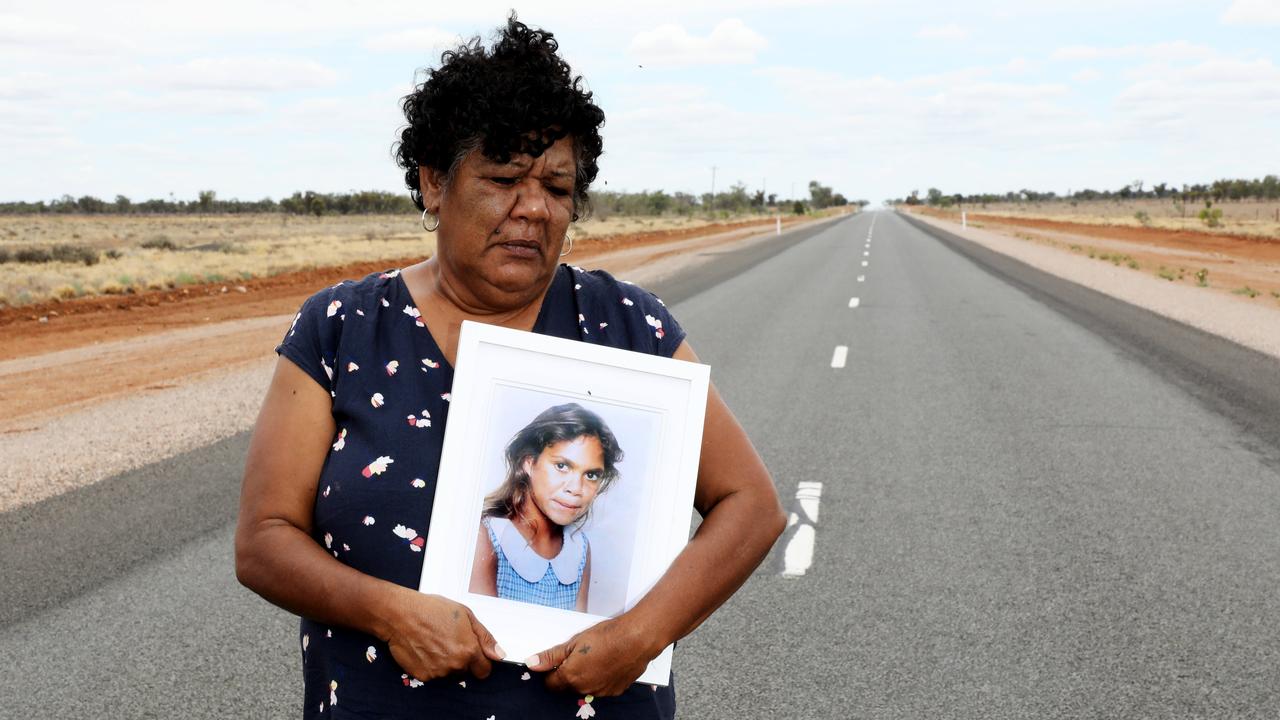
[776,215,781,236]
[962,211,967,228]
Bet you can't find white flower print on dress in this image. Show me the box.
[356,309,365,316]
[332,429,347,452]
[326,300,342,318]
[402,304,425,327]
[324,533,333,549]
[520,671,531,681]
[362,515,375,526]
[440,393,451,402]
[289,312,301,336]
[380,269,401,279]
[381,297,390,308]
[362,455,393,477]
[621,297,634,306]
[392,524,425,552]
[421,358,440,369]
[385,360,399,376]
[370,393,384,408]
[365,646,377,663]
[407,410,431,428]
[302,634,310,652]
[329,680,338,707]
[347,362,359,373]
[576,695,596,718]
[401,674,423,688]
[342,543,350,552]
[322,358,334,381]
[645,314,665,340]
[410,478,426,488]
[322,485,331,498]
[598,322,608,330]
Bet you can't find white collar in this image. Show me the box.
[488,516,585,585]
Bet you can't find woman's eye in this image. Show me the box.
[585,472,600,481]
[491,177,518,186]
[554,462,568,471]
[547,186,571,197]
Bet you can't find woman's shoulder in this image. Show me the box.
[296,268,403,315]
[565,265,684,356]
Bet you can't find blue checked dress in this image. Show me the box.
[275,263,684,719]
[483,516,588,610]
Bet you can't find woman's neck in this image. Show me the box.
[512,507,564,561]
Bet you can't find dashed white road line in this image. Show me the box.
[830,345,848,368]
[782,481,824,577]
[857,275,865,282]
[861,260,869,267]
[848,297,860,308]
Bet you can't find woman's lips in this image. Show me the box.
[496,239,542,258]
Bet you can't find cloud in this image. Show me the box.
[1072,68,1102,83]
[629,19,767,67]
[364,27,464,54]
[1222,0,1280,25]
[916,24,968,40]
[145,58,340,93]
[108,90,268,115]
[1051,41,1214,62]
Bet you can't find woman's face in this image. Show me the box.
[522,435,606,527]
[421,136,576,309]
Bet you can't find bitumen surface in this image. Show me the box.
[4,211,1280,718]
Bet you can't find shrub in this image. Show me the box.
[51,244,100,265]
[15,246,52,263]
[0,247,8,263]
[1199,207,1223,227]
[141,235,176,250]
[1232,286,1259,298]
[1195,268,1209,287]
[1134,210,1152,227]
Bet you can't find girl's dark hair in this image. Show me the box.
[482,403,623,525]
[393,14,605,220]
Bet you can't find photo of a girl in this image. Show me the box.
[469,403,623,612]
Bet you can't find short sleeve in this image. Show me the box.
[570,266,687,357]
[275,286,340,392]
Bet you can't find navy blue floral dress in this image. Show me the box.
[276,264,685,719]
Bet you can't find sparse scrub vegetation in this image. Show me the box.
[1196,269,1210,287]
[1134,210,1152,226]
[1232,286,1259,298]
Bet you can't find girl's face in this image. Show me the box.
[522,435,606,527]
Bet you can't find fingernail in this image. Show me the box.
[494,644,506,657]
[524,654,539,666]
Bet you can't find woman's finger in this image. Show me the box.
[525,639,572,673]
[467,610,505,661]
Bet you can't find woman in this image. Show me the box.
[470,403,622,612]
[235,15,785,719]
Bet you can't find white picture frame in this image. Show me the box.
[419,320,709,686]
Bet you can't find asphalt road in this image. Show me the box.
[5,210,1280,718]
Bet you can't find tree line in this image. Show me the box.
[890,175,1280,208]
[0,180,865,218]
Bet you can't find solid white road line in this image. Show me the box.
[830,345,848,368]
[848,297,860,308]
[782,481,824,577]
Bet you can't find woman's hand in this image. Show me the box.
[525,615,658,697]
[379,586,506,682]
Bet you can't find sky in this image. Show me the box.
[1,0,1277,205]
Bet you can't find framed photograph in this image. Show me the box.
[419,321,710,686]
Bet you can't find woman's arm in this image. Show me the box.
[469,521,499,597]
[236,357,503,680]
[529,340,786,694]
[575,545,592,612]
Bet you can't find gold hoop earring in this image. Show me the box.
[559,234,572,257]
[421,207,439,232]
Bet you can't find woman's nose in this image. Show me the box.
[512,180,550,222]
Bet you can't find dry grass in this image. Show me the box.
[0,213,746,306]
[957,198,1280,238]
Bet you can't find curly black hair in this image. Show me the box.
[393,15,605,220]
